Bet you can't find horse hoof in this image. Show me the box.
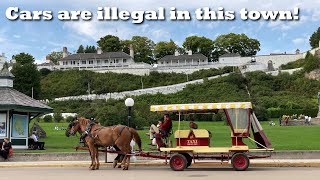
[117,165,122,168]
[113,161,118,168]
[123,167,128,170]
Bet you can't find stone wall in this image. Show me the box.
[54,77,205,102]
[243,54,303,69]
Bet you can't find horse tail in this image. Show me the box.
[129,128,142,152]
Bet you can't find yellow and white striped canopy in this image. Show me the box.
[150,102,252,112]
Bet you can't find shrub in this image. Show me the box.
[65,116,75,123]
[303,55,320,72]
[267,108,318,118]
[43,115,53,122]
[53,113,64,123]
[254,105,269,121]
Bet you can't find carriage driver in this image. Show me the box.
[148,114,172,146]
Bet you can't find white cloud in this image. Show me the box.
[151,29,170,41]
[267,15,308,31]
[13,35,20,39]
[292,38,306,45]
[62,19,173,44]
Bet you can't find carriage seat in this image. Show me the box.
[156,126,173,148]
[159,125,173,138]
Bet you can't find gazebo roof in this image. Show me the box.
[0,87,53,113]
[0,64,14,79]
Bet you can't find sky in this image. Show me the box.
[0,0,319,64]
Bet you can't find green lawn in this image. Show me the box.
[14,121,320,153]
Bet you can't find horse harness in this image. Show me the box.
[82,124,128,147]
[80,120,96,140]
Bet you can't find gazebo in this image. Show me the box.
[0,65,53,149]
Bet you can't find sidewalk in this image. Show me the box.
[1,159,320,168]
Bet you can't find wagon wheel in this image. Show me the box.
[231,153,250,171]
[181,153,192,168]
[170,154,187,171]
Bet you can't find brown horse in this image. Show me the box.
[65,117,142,170]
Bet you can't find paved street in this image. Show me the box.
[1,167,320,180]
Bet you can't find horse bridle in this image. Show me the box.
[68,120,79,136]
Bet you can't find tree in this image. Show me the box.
[131,36,155,64]
[121,39,133,54]
[48,51,63,64]
[309,27,320,49]
[84,45,96,53]
[53,112,64,122]
[176,47,186,55]
[11,53,41,99]
[39,68,52,77]
[77,45,85,53]
[182,36,214,60]
[304,54,320,72]
[97,35,121,52]
[43,115,53,122]
[154,40,178,60]
[13,53,34,65]
[213,33,260,58]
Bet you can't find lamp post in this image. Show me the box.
[125,98,134,127]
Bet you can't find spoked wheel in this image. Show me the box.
[170,154,187,171]
[231,153,250,171]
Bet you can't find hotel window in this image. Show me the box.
[97,60,101,64]
[123,59,127,63]
[105,60,109,64]
[89,60,94,64]
[82,61,86,64]
[116,59,119,63]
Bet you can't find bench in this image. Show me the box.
[28,138,45,150]
[0,142,13,160]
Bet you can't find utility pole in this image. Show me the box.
[87,82,91,95]
[141,76,144,89]
[31,87,34,99]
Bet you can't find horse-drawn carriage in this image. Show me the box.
[66,102,273,171]
[150,102,274,171]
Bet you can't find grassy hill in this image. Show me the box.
[40,67,233,99]
[48,69,320,128]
